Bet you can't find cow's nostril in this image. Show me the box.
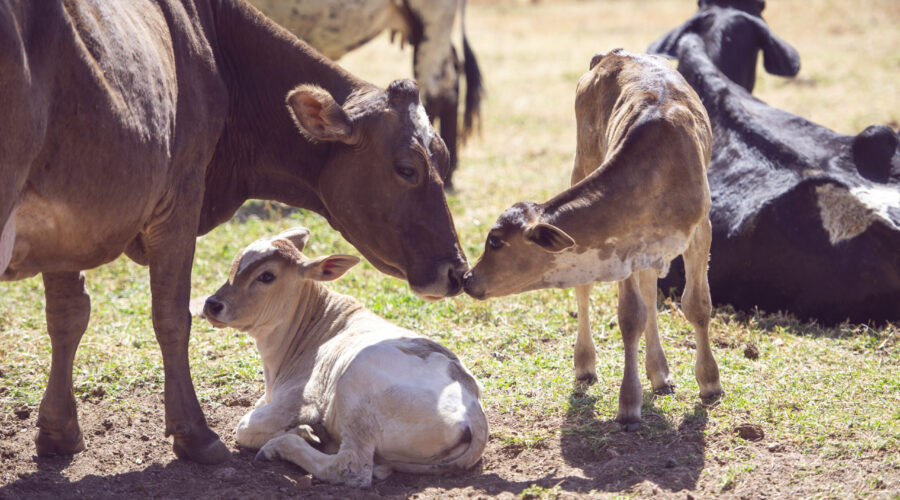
[205,298,224,316]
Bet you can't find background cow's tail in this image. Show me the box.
[459,0,483,142]
[382,397,488,476]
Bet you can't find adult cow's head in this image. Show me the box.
[648,0,800,92]
[286,78,467,300]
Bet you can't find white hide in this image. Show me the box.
[816,183,900,245]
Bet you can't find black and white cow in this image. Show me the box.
[248,0,484,188]
[648,6,900,324]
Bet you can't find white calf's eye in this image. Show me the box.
[257,271,276,284]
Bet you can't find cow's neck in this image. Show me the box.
[199,0,363,234]
[253,282,362,392]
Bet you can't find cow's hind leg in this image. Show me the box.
[637,268,674,394]
[35,272,90,456]
[615,273,648,430]
[258,434,375,488]
[682,219,723,400]
[573,283,597,385]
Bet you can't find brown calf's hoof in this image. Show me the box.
[173,431,230,464]
[35,428,86,456]
[575,373,598,387]
[653,384,676,396]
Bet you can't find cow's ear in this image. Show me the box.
[276,227,311,252]
[524,223,575,253]
[301,254,360,281]
[590,53,607,70]
[286,85,355,143]
[755,19,800,77]
[647,25,684,59]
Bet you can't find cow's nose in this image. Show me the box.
[205,297,224,317]
[462,271,475,293]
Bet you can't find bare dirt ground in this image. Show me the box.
[1,390,896,499]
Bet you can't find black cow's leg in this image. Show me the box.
[35,271,89,456]
[615,273,648,431]
[144,206,229,464]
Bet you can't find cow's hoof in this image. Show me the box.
[618,420,641,432]
[575,373,598,387]
[34,428,85,456]
[173,432,230,464]
[700,390,724,405]
[653,384,676,396]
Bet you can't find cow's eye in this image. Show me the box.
[487,236,503,250]
[256,271,276,284]
[395,165,418,184]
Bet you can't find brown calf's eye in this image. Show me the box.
[487,236,503,250]
[257,271,276,284]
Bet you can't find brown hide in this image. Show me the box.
[0,0,465,464]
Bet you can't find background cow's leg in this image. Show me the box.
[638,268,673,394]
[573,283,597,385]
[34,271,89,456]
[681,219,723,400]
[615,274,648,431]
[258,433,375,488]
[409,0,460,186]
[144,210,229,464]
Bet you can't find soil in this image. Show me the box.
[1,391,897,499]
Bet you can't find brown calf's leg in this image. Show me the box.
[615,273,648,431]
[573,283,598,385]
[681,219,723,400]
[637,268,674,394]
[145,221,229,464]
[35,271,89,456]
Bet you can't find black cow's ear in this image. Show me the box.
[524,223,575,253]
[286,85,355,143]
[648,25,686,59]
[755,18,801,77]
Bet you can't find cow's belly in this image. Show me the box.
[1,193,151,280]
[249,0,397,60]
[538,233,692,289]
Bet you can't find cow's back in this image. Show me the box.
[1,0,228,278]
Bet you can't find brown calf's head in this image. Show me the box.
[203,227,359,333]
[463,202,576,299]
[286,79,467,301]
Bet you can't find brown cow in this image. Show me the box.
[0,0,466,464]
[463,50,723,429]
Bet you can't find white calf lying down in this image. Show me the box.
[203,227,487,487]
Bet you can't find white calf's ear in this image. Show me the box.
[276,227,311,252]
[524,223,575,253]
[301,254,360,281]
[286,85,354,143]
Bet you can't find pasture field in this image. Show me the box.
[1,0,899,498]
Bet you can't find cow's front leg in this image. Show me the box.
[615,273,648,431]
[34,271,90,456]
[234,401,304,450]
[573,283,597,385]
[145,218,228,464]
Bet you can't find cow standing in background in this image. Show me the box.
[0,0,466,464]
[248,0,484,189]
[649,2,900,324]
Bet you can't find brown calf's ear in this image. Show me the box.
[524,223,576,253]
[301,254,360,281]
[276,227,311,252]
[286,85,355,143]
[590,53,607,70]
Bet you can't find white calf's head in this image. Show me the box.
[203,227,359,333]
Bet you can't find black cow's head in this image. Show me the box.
[648,0,800,92]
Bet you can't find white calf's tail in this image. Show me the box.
[384,399,488,475]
